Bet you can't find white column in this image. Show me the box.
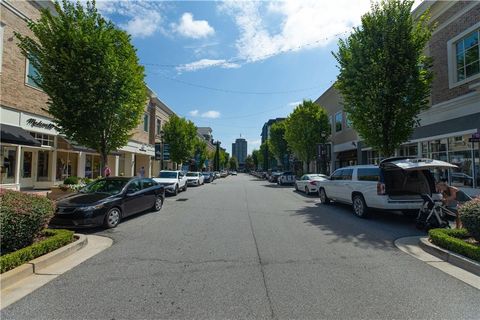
[114,155,120,176]
[130,153,135,176]
[51,149,57,185]
[148,157,152,178]
[15,145,22,189]
[77,152,86,178]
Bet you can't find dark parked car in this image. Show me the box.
[202,172,214,183]
[50,177,165,229]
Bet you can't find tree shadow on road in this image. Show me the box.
[288,202,426,250]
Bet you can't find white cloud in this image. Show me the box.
[201,110,221,119]
[288,101,302,107]
[189,110,199,117]
[219,0,372,62]
[177,59,240,72]
[95,1,164,38]
[173,12,215,39]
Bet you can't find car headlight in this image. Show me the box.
[78,204,104,211]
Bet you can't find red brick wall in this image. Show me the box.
[429,2,480,105]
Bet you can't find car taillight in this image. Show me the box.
[377,182,385,195]
[309,181,317,186]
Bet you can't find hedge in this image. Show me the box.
[459,197,480,241]
[0,189,55,254]
[0,229,74,273]
[429,228,480,262]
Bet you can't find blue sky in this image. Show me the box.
[96,0,422,154]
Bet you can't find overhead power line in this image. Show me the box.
[143,29,352,70]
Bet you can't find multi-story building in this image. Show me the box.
[0,1,172,189]
[315,0,480,191]
[232,137,247,166]
[261,118,285,143]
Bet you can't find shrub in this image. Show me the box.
[0,189,55,254]
[429,228,480,262]
[63,176,79,185]
[459,196,480,241]
[0,229,74,273]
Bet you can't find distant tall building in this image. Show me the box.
[232,138,247,165]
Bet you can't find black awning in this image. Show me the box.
[1,124,41,146]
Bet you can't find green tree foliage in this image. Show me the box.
[333,0,433,157]
[259,140,274,170]
[229,156,238,170]
[245,155,254,171]
[220,150,229,169]
[284,100,330,168]
[15,0,146,171]
[193,138,208,170]
[162,115,197,165]
[269,121,289,168]
[251,150,260,169]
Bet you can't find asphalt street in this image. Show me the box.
[2,174,479,319]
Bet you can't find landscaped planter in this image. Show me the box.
[47,186,77,200]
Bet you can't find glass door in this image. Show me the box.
[21,150,34,187]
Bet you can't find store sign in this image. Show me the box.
[163,144,170,161]
[26,118,55,130]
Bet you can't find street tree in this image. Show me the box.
[162,115,197,166]
[251,150,260,170]
[229,156,238,170]
[245,155,255,171]
[193,138,208,171]
[284,100,330,172]
[16,0,146,173]
[259,140,274,170]
[333,0,433,157]
[269,120,289,169]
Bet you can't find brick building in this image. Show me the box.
[0,0,175,189]
[315,0,480,191]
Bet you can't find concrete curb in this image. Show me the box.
[1,234,87,289]
[418,237,480,277]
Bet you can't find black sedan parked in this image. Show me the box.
[50,177,165,229]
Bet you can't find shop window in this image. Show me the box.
[22,151,32,178]
[1,146,17,184]
[30,132,54,147]
[85,154,101,179]
[57,152,78,181]
[335,112,343,132]
[143,114,149,132]
[37,150,50,181]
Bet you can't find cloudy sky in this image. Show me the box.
[96,0,423,154]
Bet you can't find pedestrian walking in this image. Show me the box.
[139,166,145,178]
[104,165,112,177]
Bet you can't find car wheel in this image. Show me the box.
[104,207,121,228]
[153,195,163,211]
[183,183,188,191]
[305,186,309,195]
[174,185,179,195]
[352,194,368,218]
[319,188,330,204]
[295,183,298,191]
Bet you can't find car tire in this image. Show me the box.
[319,188,330,204]
[104,207,121,228]
[174,185,179,196]
[352,194,368,218]
[183,184,188,191]
[153,195,163,212]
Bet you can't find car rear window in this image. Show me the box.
[357,168,380,181]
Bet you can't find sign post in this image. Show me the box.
[468,130,480,189]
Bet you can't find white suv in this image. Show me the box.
[153,170,188,195]
[316,158,456,218]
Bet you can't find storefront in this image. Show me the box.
[1,107,156,189]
